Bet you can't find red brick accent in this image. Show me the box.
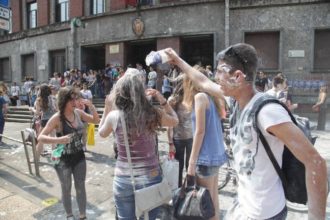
[37,0,49,27]
[70,0,84,18]
[110,0,127,11]
[157,37,181,55]
[106,43,125,67]
[11,0,22,33]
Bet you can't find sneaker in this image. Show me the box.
[67,215,75,220]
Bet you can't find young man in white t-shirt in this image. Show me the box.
[10,82,20,106]
[165,44,327,220]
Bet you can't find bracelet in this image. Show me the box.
[160,100,167,106]
[169,143,174,146]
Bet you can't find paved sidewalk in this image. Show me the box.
[0,121,330,219]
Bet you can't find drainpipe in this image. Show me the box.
[70,18,84,69]
[225,0,230,48]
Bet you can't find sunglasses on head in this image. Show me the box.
[224,46,248,73]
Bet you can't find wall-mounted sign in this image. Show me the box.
[288,50,305,58]
[132,17,144,37]
[0,6,9,19]
[0,17,9,30]
[109,44,119,54]
[38,65,46,70]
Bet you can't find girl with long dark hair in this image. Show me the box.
[38,87,100,220]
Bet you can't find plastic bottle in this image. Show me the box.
[145,49,170,66]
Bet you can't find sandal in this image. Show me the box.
[79,217,87,220]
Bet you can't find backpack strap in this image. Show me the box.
[253,98,297,195]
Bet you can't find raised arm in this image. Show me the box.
[165,48,224,99]
[98,111,115,138]
[268,122,327,220]
[99,95,113,127]
[77,99,100,124]
[145,88,178,127]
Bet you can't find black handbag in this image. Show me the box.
[172,175,215,220]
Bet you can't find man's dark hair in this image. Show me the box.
[216,43,258,82]
[272,75,284,88]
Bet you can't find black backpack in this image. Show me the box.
[252,96,311,204]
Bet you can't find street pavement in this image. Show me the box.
[0,120,330,220]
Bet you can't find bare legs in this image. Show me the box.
[197,174,219,220]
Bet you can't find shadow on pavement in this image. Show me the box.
[84,150,116,167]
[0,169,55,201]
[0,160,54,187]
[32,197,105,220]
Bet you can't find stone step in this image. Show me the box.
[8,106,31,112]
[5,102,106,123]
[5,118,32,123]
[95,104,105,108]
[6,114,33,119]
[7,110,33,116]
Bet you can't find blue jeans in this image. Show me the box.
[113,171,162,220]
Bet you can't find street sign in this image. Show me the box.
[0,0,9,8]
[0,17,9,30]
[0,6,9,19]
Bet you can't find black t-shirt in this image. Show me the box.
[255,77,268,92]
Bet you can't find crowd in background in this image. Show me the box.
[0,46,328,219]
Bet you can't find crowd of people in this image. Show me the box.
[0,43,328,220]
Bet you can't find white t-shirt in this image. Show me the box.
[228,93,290,219]
[10,85,20,96]
[80,89,93,100]
[265,88,278,97]
[147,71,157,88]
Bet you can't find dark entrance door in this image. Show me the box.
[181,34,214,68]
[50,49,66,77]
[125,40,156,68]
[81,45,106,71]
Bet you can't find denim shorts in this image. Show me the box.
[113,169,162,220]
[196,165,220,178]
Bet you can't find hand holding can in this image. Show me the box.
[145,49,171,66]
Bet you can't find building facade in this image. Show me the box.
[0,0,329,84]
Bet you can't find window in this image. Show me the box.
[0,57,11,82]
[91,0,105,15]
[245,31,280,70]
[22,54,35,79]
[27,2,37,28]
[56,0,69,22]
[314,29,330,72]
